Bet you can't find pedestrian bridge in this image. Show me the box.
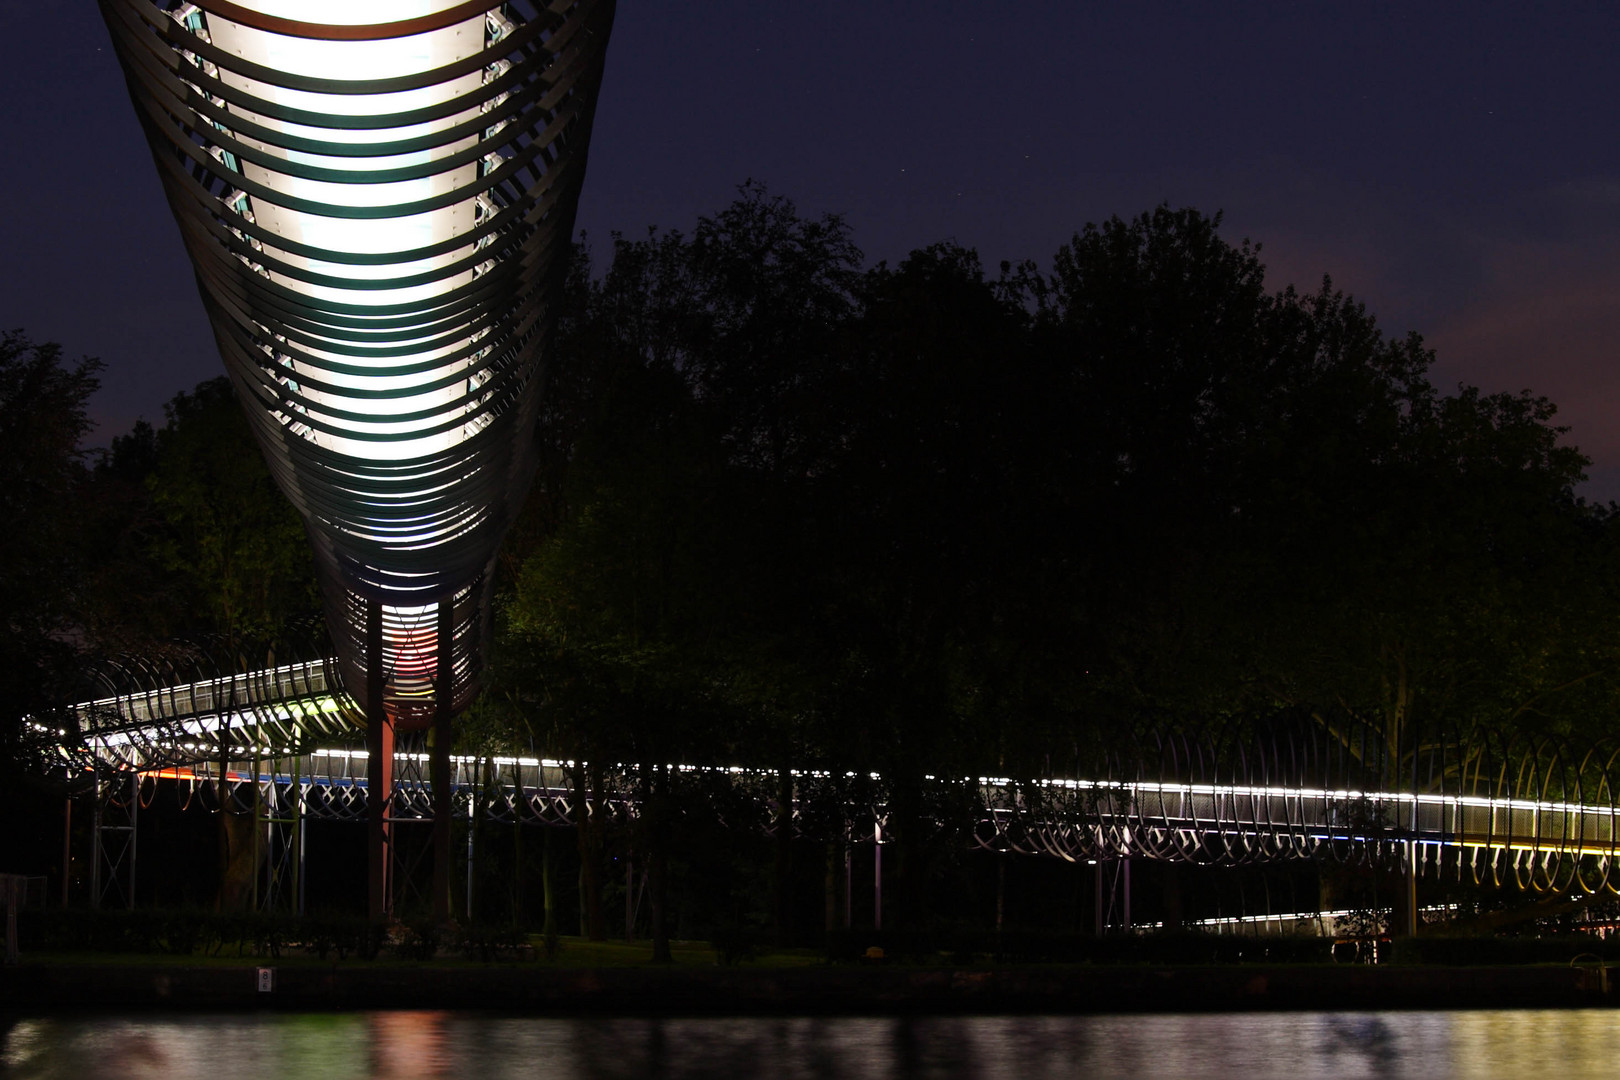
[36,650,1620,909]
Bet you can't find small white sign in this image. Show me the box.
[257,967,274,993]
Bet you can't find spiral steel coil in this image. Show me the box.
[46,626,346,780]
[99,0,615,726]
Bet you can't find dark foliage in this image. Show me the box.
[11,186,1618,944]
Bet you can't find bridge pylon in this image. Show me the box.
[90,771,137,911]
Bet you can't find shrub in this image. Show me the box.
[394,921,440,961]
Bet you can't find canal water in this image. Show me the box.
[4,1010,1617,1078]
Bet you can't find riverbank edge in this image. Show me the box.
[1,962,1614,1015]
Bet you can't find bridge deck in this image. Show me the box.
[55,663,1620,867]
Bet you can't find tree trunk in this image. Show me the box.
[649,764,672,963]
[888,781,917,931]
[996,855,1006,932]
[217,808,257,911]
[511,805,524,927]
[542,824,555,936]
[824,838,841,935]
[573,762,605,941]
[215,742,232,912]
[773,762,793,946]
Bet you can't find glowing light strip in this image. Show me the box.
[1040,778,1620,822]
[195,0,501,40]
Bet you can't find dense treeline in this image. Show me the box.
[497,188,1613,782]
[473,187,1618,944]
[3,187,1616,938]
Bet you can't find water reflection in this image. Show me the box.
[5,1010,1619,1079]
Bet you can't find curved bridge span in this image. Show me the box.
[40,653,1620,914]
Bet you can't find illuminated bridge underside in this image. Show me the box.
[102,0,615,724]
[59,663,1620,895]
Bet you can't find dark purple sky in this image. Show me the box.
[6,3,1619,495]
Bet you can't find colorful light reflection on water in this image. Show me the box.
[5,1010,1619,1079]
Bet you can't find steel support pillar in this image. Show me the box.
[431,597,454,925]
[60,792,72,908]
[873,819,883,931]
[1093,861,1104,937]
[366,598,393,923]
[1404,839,1419,937]
[290,747,304,915]
[297,812,307,917]
[466,800,476,923]
[1094,857,1132,936]
[250,737,262,911]
[91,771,137,910]
[1122,856,1132,932]
[90,776,100,908]
[843,832,852,929]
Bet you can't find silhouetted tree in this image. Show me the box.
[477,195,1620,938]
[0,331,101,774]
[82,377,318,647]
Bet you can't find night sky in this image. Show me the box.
[5,3,1619,495]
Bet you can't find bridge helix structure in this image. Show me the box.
[45,649,1620,932]
[99,0,617,919]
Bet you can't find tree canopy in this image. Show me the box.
[463,192,1620,938]
[80,376,318,649]
[488,195,1615,791]
[0,331,102,762]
